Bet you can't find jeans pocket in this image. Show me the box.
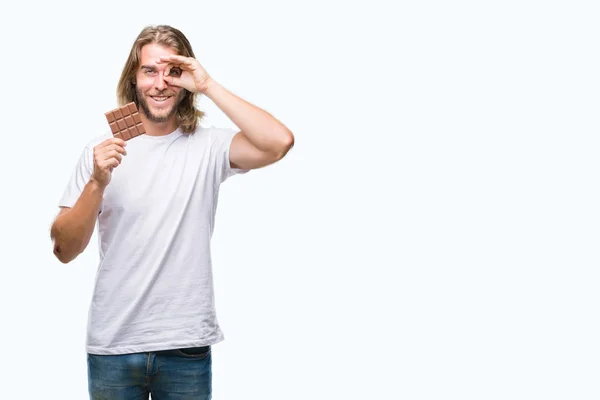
[175,346,211,359]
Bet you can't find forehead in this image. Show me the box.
[139,43,178,66]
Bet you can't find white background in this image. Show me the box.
[0,0,599,399]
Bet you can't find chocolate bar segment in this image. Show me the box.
[104,102,146,141]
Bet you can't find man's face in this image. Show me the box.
[135,43,185,124]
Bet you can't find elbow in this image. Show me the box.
[53,243,77,264]
[53,240,81,264]
[51,225,81,264]
[54,251,69,264]
[275,130,295,160]
[283,130,294,151]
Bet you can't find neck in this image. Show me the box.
[140,112,179,136]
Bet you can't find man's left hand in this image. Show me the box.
[157,55,212,93]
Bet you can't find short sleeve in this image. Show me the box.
[58,146,94,209]
[211,127,250,184]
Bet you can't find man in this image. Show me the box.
[50,25,294,399]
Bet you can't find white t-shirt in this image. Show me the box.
[58,125,247,355]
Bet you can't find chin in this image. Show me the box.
[151,108,172,119]
[143,103,176,123]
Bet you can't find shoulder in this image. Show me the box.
[203,125,238,144]
[187,125,238,146]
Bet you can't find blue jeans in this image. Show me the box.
[87,346,212,399]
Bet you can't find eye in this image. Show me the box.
[144,68,156,75]
[168,67,182,77]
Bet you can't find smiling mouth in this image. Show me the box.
[150,96,171,103]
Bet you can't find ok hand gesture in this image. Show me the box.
[157,55,213,94]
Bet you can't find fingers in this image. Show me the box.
[164,65,182,78]
[91,136,129,187]
[94,150,123,169]
[158,56,197,78]
[162,65,182,85]
[93,138,128,168]
[157,54,194,66]
[99,137,127,149]
[104,149,124,163]
[98,157,121,171]
[99,143,127,157]
[162,75,180,87]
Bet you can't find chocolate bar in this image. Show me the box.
[105,102,146,140]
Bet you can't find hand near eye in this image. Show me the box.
[157,55,212,93]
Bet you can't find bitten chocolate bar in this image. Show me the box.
[104,102,146,140]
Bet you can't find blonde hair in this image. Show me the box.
[116,25,204,133]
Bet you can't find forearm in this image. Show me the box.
[51,179,105,263]
[203,79,294,152]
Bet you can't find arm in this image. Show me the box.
[51,137,127,264]
[159,55,295,170]
[50,179,105,264]
[204,79,295,169]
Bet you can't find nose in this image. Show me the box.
[154,74,167,91]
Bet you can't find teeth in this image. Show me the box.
[152,96,168,101]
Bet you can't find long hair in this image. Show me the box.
[116,25,204,133]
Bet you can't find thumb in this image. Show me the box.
[163,75,181,88]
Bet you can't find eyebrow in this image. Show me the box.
[140,65,156,70]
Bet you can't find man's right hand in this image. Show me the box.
[91,138,127,188]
